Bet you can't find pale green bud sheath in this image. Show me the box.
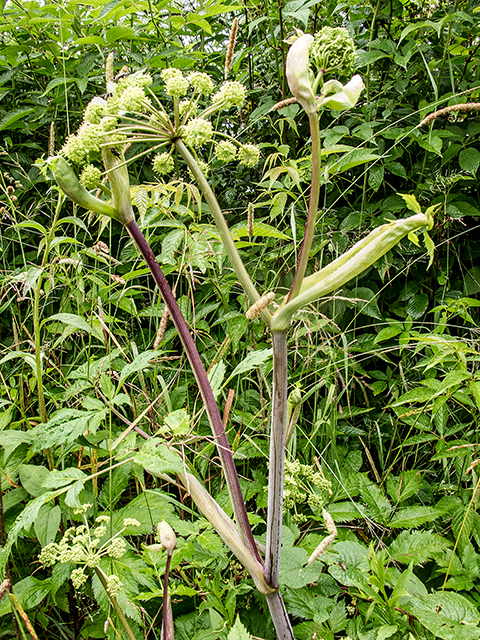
[318,74,364,111]
[47,156,117,219]
[285,34,316,115]
[101,139,135,225]
[271,213,431,331]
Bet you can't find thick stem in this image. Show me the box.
[265,331,288,587]
[94,568,137,640]
[266,590,295,640]
[174,140,271,325]
[126,220,260,563]
[288,113,321,302]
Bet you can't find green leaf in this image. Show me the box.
[0,576,51,617]
[407,293,429,319]
[459,147,480,174]
[42,468,86,489]
[0,108,34,131]
[228,617,252,640]
[134,438,184,477]
[32,409,107,452]
[389,530,451,565]
[368,165,384,192]
[389,506,444,528]
[279,545,322,589]
[160,228,185,265]
[225,348,273,385]
[19,464,50,496]
[116,350,158,390]
[34,504,61,547]
[374,324,403,343]
[105,25,137,43]
[112,490,175,535]
[42,76,75,95]
[407,592,480,640]
[360,479,392,524]
[44,313,100,338]
[230,221,289,240]
[398,193,422,214]
[0,431,34,462]
[328,149,379,175]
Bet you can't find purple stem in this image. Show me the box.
[126,219,261,564]
[162,552,172,640]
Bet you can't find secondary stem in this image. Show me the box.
[126,219,260,564]
[94,568,137,640]
[288,113,321,301]
[265,330,288,588]
[174,139,271,325]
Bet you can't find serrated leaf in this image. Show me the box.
[134,188,149,217]
[116,350,158,390]
[407,293,429,319]
[424,230,435,269]
[44,313,100,338]
[279,545,322,589]
[0,576,51,617]
[368,165,384,191]
[452,505,474,554]
[328,149,379,174]
[389,506,443,528]
[160,228,185,265]
[360,479,392,524]
[389,530,451,565]
[0,108,34,131]
[406,592,480,640]
[228,617,252,640]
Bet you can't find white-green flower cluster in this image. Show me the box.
[188,71,214,95]
[183,117,213,147]
[84,97,107,125]
[282,459,332,520]
[80,164,102,189]
[238,144,260,167]
[38,506,141,595]
[215,141,237,163]
[106,574,123,597]
[179,99,197,118]
[153,152,174,175]
[213,81,246,109]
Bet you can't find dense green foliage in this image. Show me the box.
[1,0,480,638]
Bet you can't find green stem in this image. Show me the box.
[94,568,137,640]
[174,139,271,325]
[288,112,321,302]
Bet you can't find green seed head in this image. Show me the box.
[309,27,356,77]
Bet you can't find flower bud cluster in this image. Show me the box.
[215,141,237,163]
[183,118,213,147]
[238,144,260,168]
[189,71,214,95]
[80,164,102,189]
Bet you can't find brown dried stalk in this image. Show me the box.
[225,18,239,79]
[421,102,480,126]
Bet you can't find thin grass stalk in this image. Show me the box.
[265,330,288,588]
[288,112,321,301]
[94,568,137,640]
[174,140,271,325]
[125,219,260,563]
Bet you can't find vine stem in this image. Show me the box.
[126,219,260,563]
[288,112,321,301]
[265,330,288,588]
[94,568,137,640]
[174,139,271,325]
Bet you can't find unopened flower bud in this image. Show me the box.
[238,144,260,167]
[213,81,246,109]
[286,34,317,115]
[80,164,102,189]
[183,118,213,147]
[153,152,174,176]
[189,71,214,95]
[215,140,237,163]
[157,521,176,554]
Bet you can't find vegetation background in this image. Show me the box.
[1,0,480,638]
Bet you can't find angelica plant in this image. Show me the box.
[41,28,435,639]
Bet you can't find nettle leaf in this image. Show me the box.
[407,592,480,640]
[279,545,323,589]
[459,147,480,174]
[360,479,392,524]
[389,530,451,565]
[116,350,159,389]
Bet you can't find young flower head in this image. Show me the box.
[212,81,246,109]
[153,152,174,175]
[80,164,102,190]
[309,26,356,77]
[189,71,214,95]
[107,537,127,559]
[70,568,88,589]
[238,144,260,167]
[183,118,213,147]
[118,84,148,113]
[179,100,197,118]
[165,74,189,98]
[84,97,107,125]
[215,140,237,163]
[161,68,182,83]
